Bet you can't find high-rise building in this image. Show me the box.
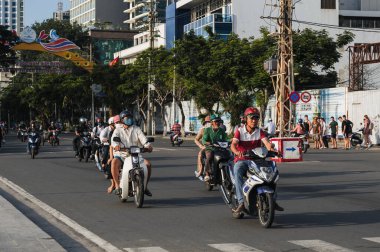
[124,0,166,31]
[70,0,128,28]
[0,0,24,33]
[53,2,70,21]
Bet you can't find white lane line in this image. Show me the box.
[0,176,123,252]
[289,240,355,252]
[124,247,169,252]
[363,237,380,243]
[208,243,264,252]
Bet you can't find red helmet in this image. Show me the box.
[113,115,121,123]
[244,107,260,117]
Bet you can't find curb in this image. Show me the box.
[0,176,123,252]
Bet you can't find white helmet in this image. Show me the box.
[108,117,114,125]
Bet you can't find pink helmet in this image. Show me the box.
[113,115,121,123]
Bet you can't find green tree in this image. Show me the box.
[0,25,18,67]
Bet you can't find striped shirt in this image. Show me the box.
[233,126,266,162]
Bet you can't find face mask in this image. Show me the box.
[123,118,133,126]
[204,122,211,128]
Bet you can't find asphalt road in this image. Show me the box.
[1,132,380,252]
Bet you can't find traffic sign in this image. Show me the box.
[289,91,300,104]
[300,91,311,103]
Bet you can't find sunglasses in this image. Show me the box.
[247,114,260,120]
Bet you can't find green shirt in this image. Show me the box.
[202,127,227,149]
[329,121,338,134]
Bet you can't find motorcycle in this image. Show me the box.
[170,132,183,147]
[113,136,154,208]
[78,132,92,162]
[28,132,40,159]
[49,130,60,146]
[93,137,103,171]
[18,129,28,142]
[222,147,280,228]
[290,132,309,153]
[350,128,364,147]
[201,141,233,191]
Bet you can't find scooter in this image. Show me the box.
[170,132,183,147]
[350,128,364,147]
[49,130,60,146]
[290,132,309,153]
[113,136,154,208]
[201,141,233,191]
[78,132,92,162]
[28,132,40,159]
[93,137,103,171]
[222,147,280,228]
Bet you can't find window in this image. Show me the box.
[321,0,336,9]
[5,1,9,6]
[12,2,16,6]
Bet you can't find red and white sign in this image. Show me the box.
[300,91,311,103]
[270,137,303,162]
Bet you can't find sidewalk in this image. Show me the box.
[0,195,65,252]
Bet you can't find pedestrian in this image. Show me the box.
[264,118,276,138]
[329,116,338,149]
[340,115,353,150]
[320,118,328,148]
[363,115,373,149]
[311,117,321,149]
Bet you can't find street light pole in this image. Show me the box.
[147,0,155,135]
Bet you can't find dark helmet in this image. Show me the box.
[298,118,303,124]
[119,110,132,119]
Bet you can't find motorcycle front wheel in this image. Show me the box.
[84,148,90,162]
[257,193,275,228]
[133,173,144,208]
[31,149,35,159]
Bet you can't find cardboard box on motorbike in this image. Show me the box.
[270,137,303,162]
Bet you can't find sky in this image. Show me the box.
[24,0,70,27]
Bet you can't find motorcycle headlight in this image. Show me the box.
[132,156,139,164]
[130,147,141,154]
[260,166,275,182]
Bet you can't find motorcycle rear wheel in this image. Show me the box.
[134,173,144,208]
[257,193,275,228]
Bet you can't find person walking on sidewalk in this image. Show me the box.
[329,116,339,149]
[363,115,373,149]
[340,115,353,150]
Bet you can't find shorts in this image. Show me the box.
[331,133,337,139]
[313,134,320,141]
[114,155,125,163]
[344,132,351,138]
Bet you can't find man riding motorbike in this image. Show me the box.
[99,117,116,170]
[73,117,90,158]
[47,121,57,144]
[202,114,228,182]
[110,110,153,196]
[27,121,40,153]
[230,107,284,214]
[170,119,182,143]
[91,117,105,160]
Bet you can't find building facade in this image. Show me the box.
[0,0,23,33]
[70,0,128,28]
[166,0,380,88]
[124,0,166,31]
[53,2,70,21]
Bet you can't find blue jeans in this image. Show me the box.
[234,160,251,205]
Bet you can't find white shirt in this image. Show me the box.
[266,121,276,135]
[92,125,104,138]
[99,126,112,144]
[111,125,151,156]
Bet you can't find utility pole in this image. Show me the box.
[275,0,294,137]
[147,0,155,135]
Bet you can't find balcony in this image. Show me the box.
[184,14,232,38]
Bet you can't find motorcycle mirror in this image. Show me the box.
[113,137,121,143]
[147,137,155,143]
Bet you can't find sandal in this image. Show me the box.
[107,186,115,194]
[113,188,122,195]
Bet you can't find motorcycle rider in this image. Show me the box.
[73,117,90,158]
[26,121,40,153]
[202,114,228,182]
[99,117,116,170]
[230,107,284,214]
[170,119,182,143]
[47,121,57,143]
[194,115,211,179]
[91,117,105,159]
[110,110,153,196]
[291,119,306,137]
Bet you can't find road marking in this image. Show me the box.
[289,240,355,252]
[0,176,123,252]
[208,243,264,252]
[363,237,380,243]
[124,247,169,252]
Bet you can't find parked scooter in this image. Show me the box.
[201,141,233,191]
[350,128,364,147]
[113,136,154,208]
[222,147,280,228]
[28,132,40,159]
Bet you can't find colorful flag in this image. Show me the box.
[109,56,120,67]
